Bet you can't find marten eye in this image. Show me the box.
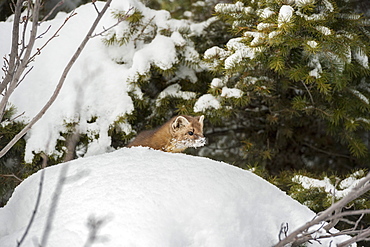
[188,131,194,136]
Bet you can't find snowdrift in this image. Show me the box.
[0,148,350,246]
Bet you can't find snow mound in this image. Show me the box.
[0,148,349,246]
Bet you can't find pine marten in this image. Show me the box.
[127,115,205,152]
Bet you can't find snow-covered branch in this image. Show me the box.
[275,172,370,246]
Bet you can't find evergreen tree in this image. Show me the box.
[196,0,370,174]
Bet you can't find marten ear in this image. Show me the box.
[198,115,204,126]
[172,116,190,131]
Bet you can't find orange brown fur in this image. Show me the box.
[127,115,205,152]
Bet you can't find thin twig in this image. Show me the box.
[16,66,33,87]
[28,11,77,63]
[92,0,100,15]
[40,0,65,23]
[325,209,370,221]
[353,213,365,230]
[0,174,23,182]
[35,25,52,39]
[90,7,134,38]
[8,111,25,122]
[301,81,314,105]
[337,227,370,247]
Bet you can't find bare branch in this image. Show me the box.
[40,0,65,23]
[274,172,370,247]
[353,213,365,230]
[0,0,41,120]
[326,209,370,221]
[0,174,23,182]
[35,25,52,40]
[5,111,25,122]
[92,0,100,15]
[89,7,133,38]
[28,11,77,62]
[0,0,23,97]
[16,66,33,87]
[336,227,370,247]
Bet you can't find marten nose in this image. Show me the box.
[196,133,204,138]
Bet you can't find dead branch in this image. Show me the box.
[0,0,41,120]
[0,173,23,182]
[325,209,370,221]
[336,227,370,247]
[40,0,65,23]
[274,172,370,247]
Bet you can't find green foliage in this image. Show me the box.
[199,0,370,172]
[0,106,27,206]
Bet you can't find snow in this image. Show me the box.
[221,87,243,98]
[224,38,259,69]
[0,0,205,162]
[315,26,332,35]
[278,5,294,26]
[296,0,334,21]
[307,40,318,48]
[210,78,225,88]
[256,22,274,31]
[190,16,218,37]
[349,89,369,105]
[257,7,275,19]
[293,171,366,199]
[244,31,265,46]
[353,47,369,69]
[0,148,353,246]
[156,84,196,106]
[127,34,179,79]
[294,0,314,7]
[194,94,221,112]
[214,1,245,14]
[308,55,323,78]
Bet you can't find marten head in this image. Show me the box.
[170,115,205,150]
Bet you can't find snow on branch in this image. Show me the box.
[274,172,370,246]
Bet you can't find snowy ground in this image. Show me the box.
[0,148,353,246]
